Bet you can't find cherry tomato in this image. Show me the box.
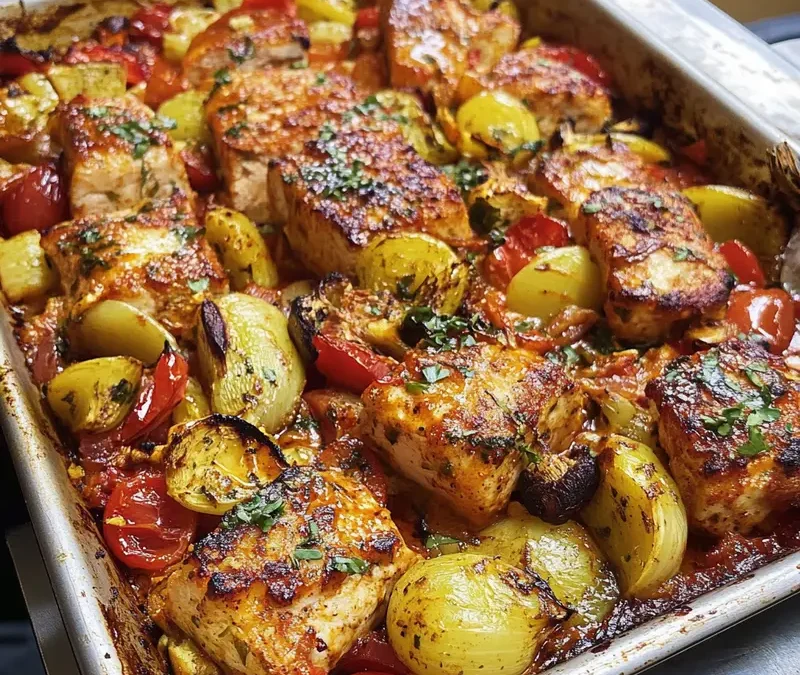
[144,57,188,108]
[103,471,196,571]
[718,240,765,287]
[534,45,612,88]
[484,213,570,289]
[1,164,69,236]
[680,139,708,166]
[355,6,380,29]
[241,0,297,14]
[180,145,221,193]
[727,287,795,354]
[312,334,394,394]
[64,44,149,85]
[335,630,409,675]
[129,3,172,46]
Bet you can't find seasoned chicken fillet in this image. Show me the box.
[57,97,191,218]
[576,187,732,344]
[40,192,226,339]
[159,466,417,675]
[206,69,364,223]
[183,8,309,85]
[646,340,800,536]
[268,119,472,276]
[458,47,612,137]
[362,343,586,526]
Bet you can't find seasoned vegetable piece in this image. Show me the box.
[567,132,671,164]
[470,502,619,624]
[164,414,287,514]
[70,299,178,365]
[0,230,58,303]
[298,0,356,24]
[355,232,467,314]
[158,90,211,144]
[47,63,126,101]
[363,343,586,526]
[165,637,222,675]
[172,376,211,424]
[581,435,688,597]
[197,293,305,433]
[647,339,800,536]
[387,553,566,675]
[46,356,142,433]
[204,208,278,290]
[162,8,220,63]
[455,91,540,159]
[158,467,418,675]
[0,73,59,164]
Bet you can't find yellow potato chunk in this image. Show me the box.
[0,231,58,303]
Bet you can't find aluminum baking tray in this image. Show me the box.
[1,0,799,674]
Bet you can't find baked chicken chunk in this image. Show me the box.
[159,466,417,675]
[56,96,191,218]
[362,343,587,526]
[183,8,309,86]
[647,340,800,536]
[268,119,472,276]
[206,69,364,223]
[576,187,732,344]
[40,192,226,339]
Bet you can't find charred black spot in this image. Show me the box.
[201,300,228,361]
[262,560,300,605]
[778,438,800,473]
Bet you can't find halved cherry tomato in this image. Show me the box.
[680,139,708,166]
[64,44,149,85]
[718,240,765,287]
[181,145,221,193]
[727,287,795,354]
[129,3,172,47]
[335,630,409,675]
[484,213,570,289]
[1,164,69,237]
[534,45,612,88]
[355,6,380,29]
[144,57,188,108]
[312,334,394,394]
[103,470,196,571]
[241,0,297,14]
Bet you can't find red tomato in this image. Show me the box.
[535,45,612,88]
[129,3,172,46]
[1,164,69,236]
[335,630,409,675]
[144,57,188,108]
[64,44,149,85]
[241,0,297,14]
[180,145,220,193]
[680,139,708,166]
[312,334,394,394]
[355,6,380,29]
[103,471,196,571]
[718,240,765,287]
[0,51,43,76]
[484,213,570,289]
[727,288,795,354]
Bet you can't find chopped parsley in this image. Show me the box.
[293,548,323,561]
[101,117,176,159]
[188,278,210,293]
[210,68,232,97]
[314,72,328,85]
[442,160,489,194]
[289,59,308,69]
[222,495,284,532]
[330,556,369,575]
[424,533,461,550]
[737,426,770,457]
[225,121,249,138]
[401,307,494,352]
[109,379,135,404]
[582,203,602,215]
[673,246,699,262]
[406,364,451,394]
[395,274,416,301]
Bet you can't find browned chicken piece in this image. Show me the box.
[40,191,227,340]
[362,343,587,526]
[381,0,519,102]
[646,339,800,536]
[304,389,367,443]
[56,96,191,218]
[159,466,418,675]
[458,47,612,137]
[268,118,472,276]
[206,69,364,223]
[183,8,309,86]
[528,142,652,220]
[576,187,732,344]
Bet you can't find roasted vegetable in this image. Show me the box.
[165,636,222,675]
[506,246,602,320]
[355,232,468,314]
[196,293,305,433]
[297,0,356,25]
[308,20,352,45]
[47,63,126,101]
[471,502,619,625]
[71,299,178,365]
[469,0,519,19]
[455,91,540,159]
[172,377,211,424]
[387,553,565,675]
[163,8,220,63]
[0,230,58,303]
[581,435,687,597]
[204,208,279,291]
[158,90,211,144]
[164,414,287,514]
[567,133,670,163]
[599,392,657,447]
[46,357,142,434]
[465,163,547,229]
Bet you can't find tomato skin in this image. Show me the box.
[144,57,188,108]
[334,630,409,675]
[727,288,795,354]
[181,145,221,193]
[312,334,394,394]
[718,240,765,287]
[534,45,612,88]
[103,471,196,571]
[0,52,42,76]
[1,164,70,237]
[241,0,297,14]
[355,6,380,29]
[64,44,149,85]
[129,4,172,47]
[484,213,570,289]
